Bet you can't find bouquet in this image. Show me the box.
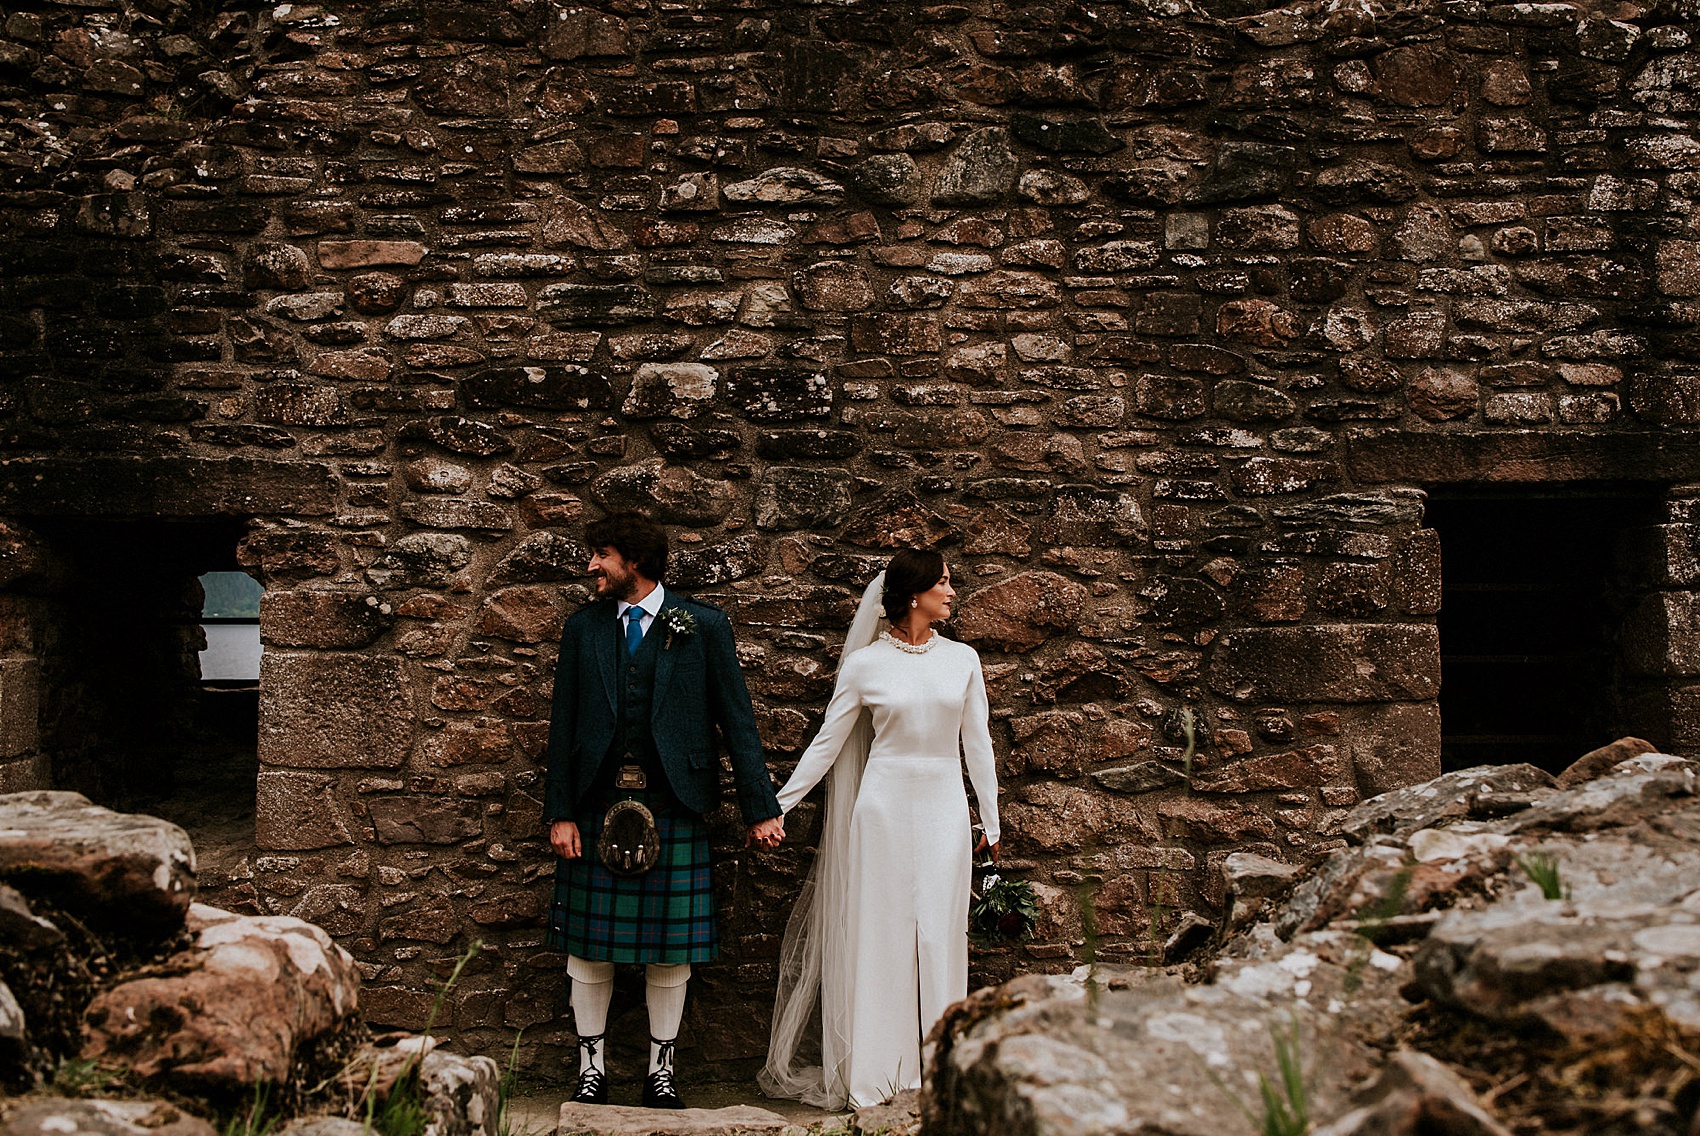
[969,869,1039,946]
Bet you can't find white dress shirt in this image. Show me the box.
[616,583,666,643]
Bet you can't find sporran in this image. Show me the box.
[599,797,661,876]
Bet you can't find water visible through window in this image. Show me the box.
[199,570,262,684]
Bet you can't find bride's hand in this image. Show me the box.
[974,834,1000,865]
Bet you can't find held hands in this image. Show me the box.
[553,817,785,857]
[549,819,582,860]
[747,815,785,850]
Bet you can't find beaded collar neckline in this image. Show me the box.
[880,629,937,654]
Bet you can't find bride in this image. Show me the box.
[759,549,1002,1110]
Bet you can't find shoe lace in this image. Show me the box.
[650,1037,677,1090]
[576,1033,605,1085]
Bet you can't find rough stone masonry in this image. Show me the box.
[4,0,1700,1080]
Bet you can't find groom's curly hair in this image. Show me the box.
[881,548,946,621]
[586,511,669,582]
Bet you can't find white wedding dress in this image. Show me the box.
[763,612,1000,1110]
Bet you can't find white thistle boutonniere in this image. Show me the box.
[661,607,696,649]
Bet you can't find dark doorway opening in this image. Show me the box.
[30,518,261,852]
[1427,487,1657,775]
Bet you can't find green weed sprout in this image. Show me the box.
[1518,851,1568,901]
[1147,893,1168,968]
[1255,1016,1309,1136]
[1078,876,1102,1010]
[360,941,484,1136]
[51,1058,121,1096]
[495,1031,527,1136]
[1343,863,1414,994]
[225,1081,278,1136]
[1205,1015,1311,1136]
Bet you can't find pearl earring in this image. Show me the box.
[910,599,918,608]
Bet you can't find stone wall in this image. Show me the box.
[3,0,1700,1079]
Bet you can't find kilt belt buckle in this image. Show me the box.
[614,763,648,790]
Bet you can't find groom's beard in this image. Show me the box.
[592,564,638,601]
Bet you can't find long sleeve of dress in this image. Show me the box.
[776,661,866,814]
[960,655,1000,845]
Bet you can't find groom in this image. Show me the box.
[544,511,784,1109]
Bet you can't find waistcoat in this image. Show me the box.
[595,615,670,800]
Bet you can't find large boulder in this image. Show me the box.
[82,904,360,1090]
[0,1099,216,1136]
[924,945,1405,1136]
[925,743,1700,1135]
[0,791,194,940]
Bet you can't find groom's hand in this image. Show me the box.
[549,820,582,860]
[746,816,784,849]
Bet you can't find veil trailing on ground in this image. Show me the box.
[758,570,885,1110]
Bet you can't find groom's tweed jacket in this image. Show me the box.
[543,592,781,825]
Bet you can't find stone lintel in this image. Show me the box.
[1346,429,1700,485]
[0,457,337,517]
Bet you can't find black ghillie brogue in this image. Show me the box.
[570,1034,608,1105]
[641,1037,685,1109]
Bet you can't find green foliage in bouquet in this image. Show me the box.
[970,874,1040,946]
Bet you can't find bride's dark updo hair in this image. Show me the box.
[881,548,946,621]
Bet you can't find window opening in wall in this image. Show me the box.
[1426,488,1655,776]
[30,519,263,907]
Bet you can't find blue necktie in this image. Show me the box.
[625,609,644,656]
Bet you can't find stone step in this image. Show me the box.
[556,1103,799,1136]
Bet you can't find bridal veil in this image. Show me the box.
[757,570,885,1110]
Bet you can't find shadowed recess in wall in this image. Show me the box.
[1426,488,1655,775]
[25,518,262,858]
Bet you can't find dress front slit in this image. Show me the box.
[845,754,971,1106]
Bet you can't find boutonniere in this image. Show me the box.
[660,607,696,649]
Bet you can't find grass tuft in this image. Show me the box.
[352,940,485,1136]
[1078,876,1102,1010]
[1518,851,1568,901]
[1146,893,1168,968]
[494,1031,532,1136]
[1202,1015,1311,1136]
[369,1073,429,1136]
[50,1057,124,1096]
[1256,1016,1309,1136]
[224,1081,279,1136]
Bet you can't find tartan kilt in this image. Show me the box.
[546,789,718,964]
